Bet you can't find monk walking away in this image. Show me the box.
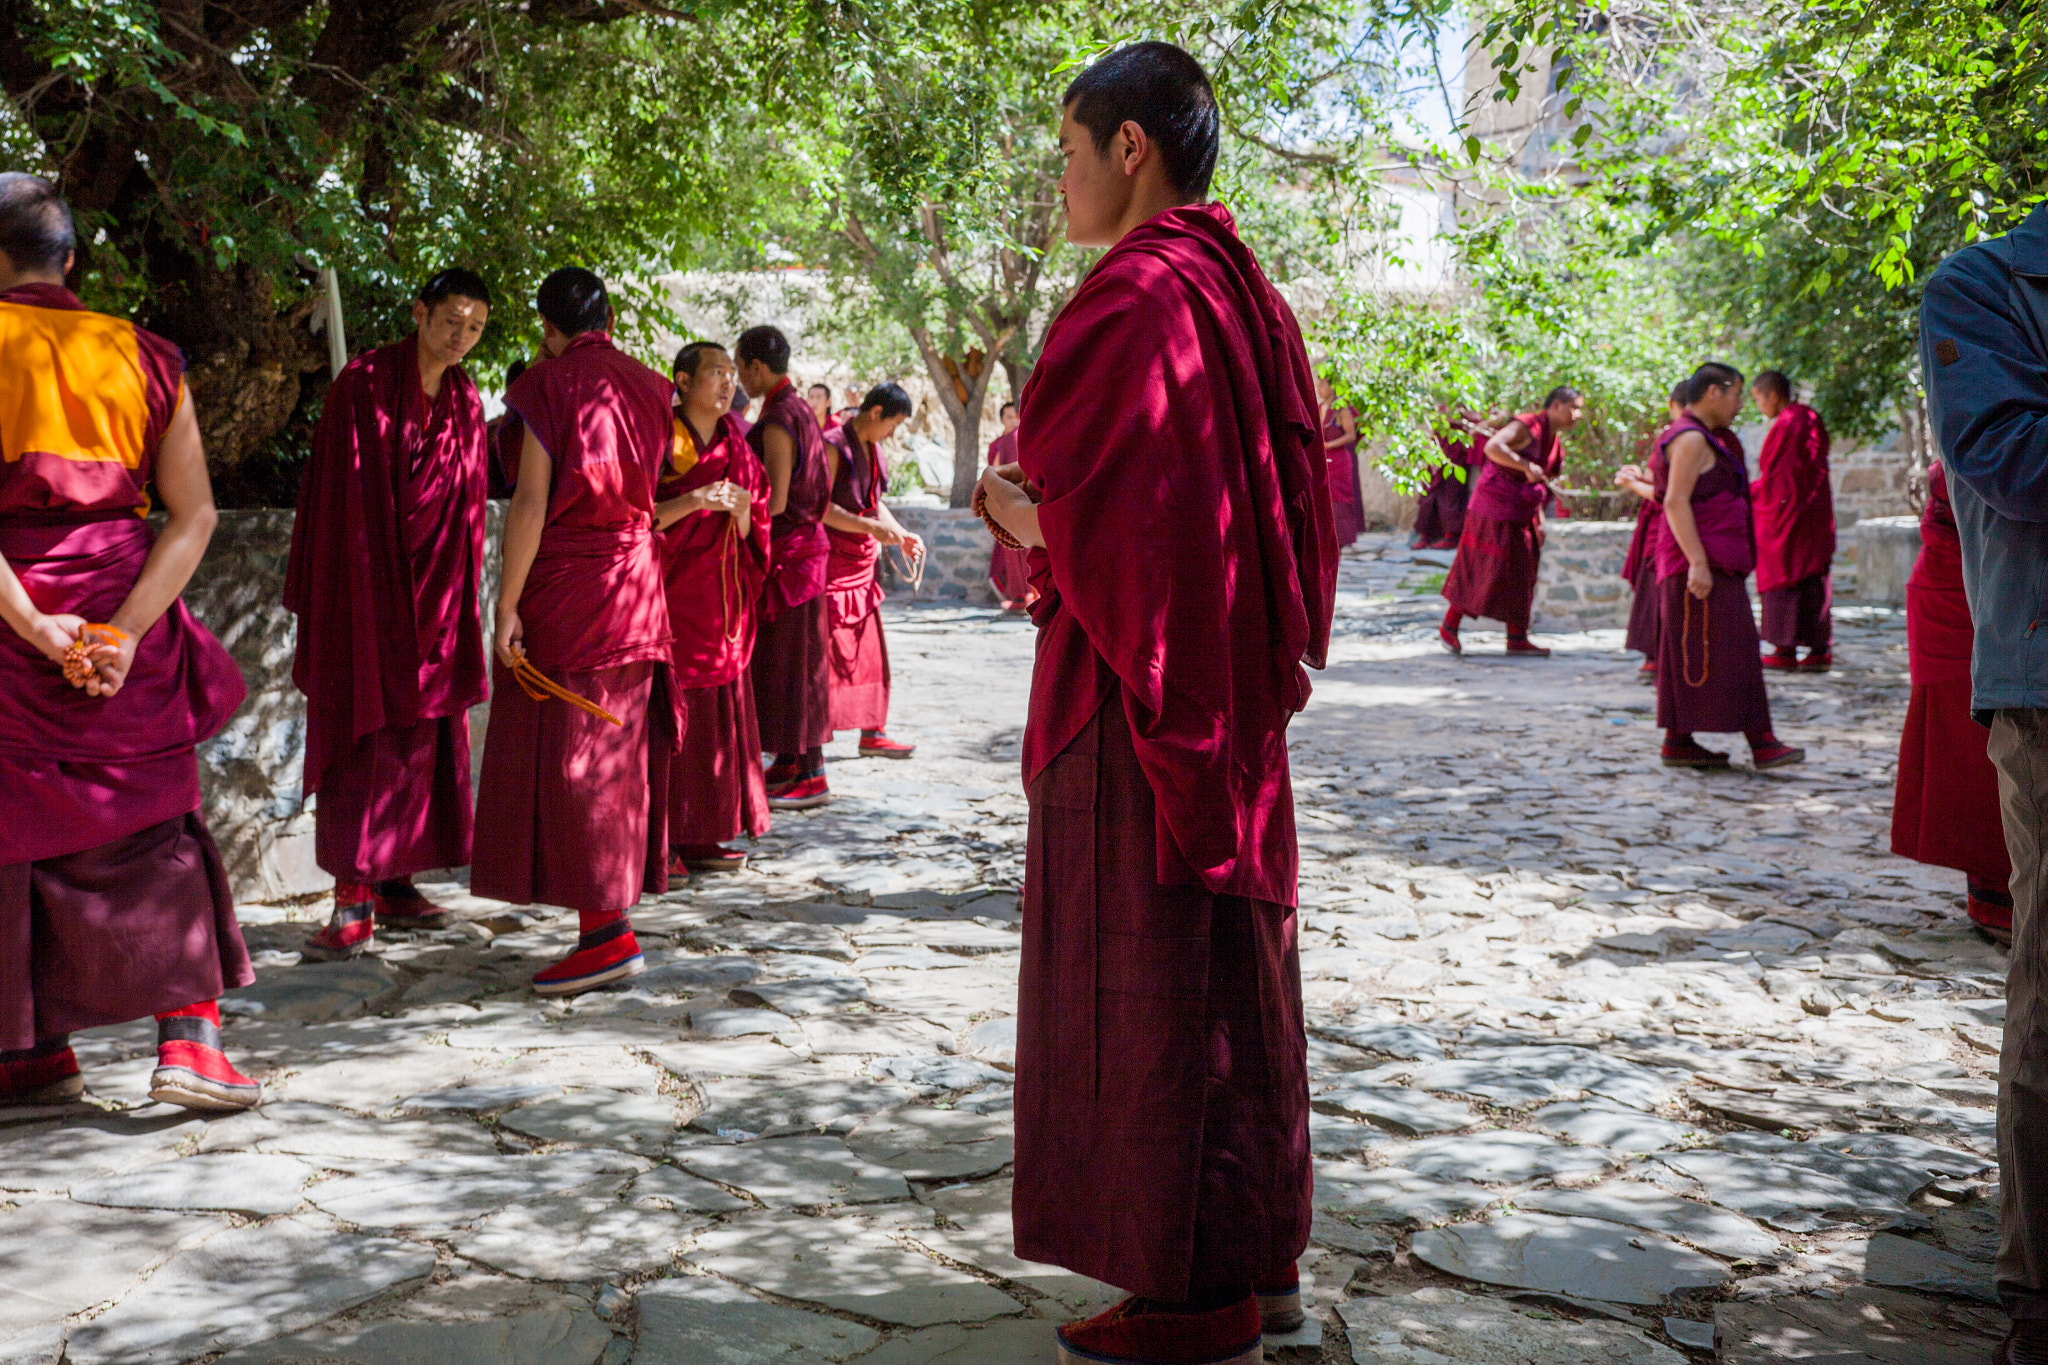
[287,269,493,960]
[1439,386,1582,657]
[1316,373,1365,548]
[1750,370,1835,672]
[657,341,773,875]
[738,325,836,810]
[824,382,924,758]
[1653,362,1803,771]
[977,43,1335,1365]
[472,267,680,995]
[1614,382,1690,680]
[0,174,259,1110]
[985,401,1035,610]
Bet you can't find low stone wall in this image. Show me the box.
[1853,515,1922,605]
[1531,520,1635,633]
[882,507,999,603]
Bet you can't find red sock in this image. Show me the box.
[578,908,628,941]
[1746,729,1777,749]
[1442,609,1464,632]
[156,1000,222,1027]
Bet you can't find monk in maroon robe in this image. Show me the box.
[1654,363,1802,770]
[287,269,492,960]
[1615,383,1689,678]
[656,341,772,874]
[1315,374,1366,547]
[824,382,923,758]
[738,325,835,810]
[1894,460,2012,937]
[1440,387,1583,657]
[473,267,678,995]
[986,401,1034,608]
[1413,415,1481,550]
[1751,370,1836,671]
[0,175,259,1110]
[976,44,1335,1365]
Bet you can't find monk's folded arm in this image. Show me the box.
[761,423,795,517]
[109,389,217,643]
[823,503,888,541]
[0,551,68,659]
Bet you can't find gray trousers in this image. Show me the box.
[1991,709,2048,1316]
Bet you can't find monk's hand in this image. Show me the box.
[83,627,139,698]
[705,481,743,515]
[1614,464,1642,488]
[1686,561,1713,601]
[24,612,90,671]
[899,531,925,563]
[495,609,526,668]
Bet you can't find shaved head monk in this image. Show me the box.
[975,42,1336,1365]
[288,268,493,961]
[657,341,772,874]
[824,382,924,758]
[0,174,259,1110]
[1751,370,1836,672]
[1440,385,1583,656]
[739,324,836,810]
[1654,362,1803,770]
[472,267,680,994]
[987,400,1033,608]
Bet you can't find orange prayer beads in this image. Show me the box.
[61,623,128,686]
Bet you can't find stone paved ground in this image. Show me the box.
[0,533,2012,1363]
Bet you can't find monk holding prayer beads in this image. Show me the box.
[0,174,260,1110]
[823,381,923,758]
[1440,386,1582,656]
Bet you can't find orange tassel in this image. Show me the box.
[508,655,624,726]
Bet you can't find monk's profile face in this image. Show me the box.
[1752,383,1787,419]
[1314,374,1334,406]
[1698,382,1745,428]
[1058,106,1132,248]
[1001,406,1020,433]
[1548,398,1585,432]
[679,351,737,412]
[413,295,489,368]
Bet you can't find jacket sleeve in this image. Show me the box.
[1922,252,2048,521]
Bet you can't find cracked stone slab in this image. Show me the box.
[671,1134,911,1206]
[733,978,874,1014]
[1518,1181,1782,1261]
[397,1083,565,1113]
[224,959,403,1021]
[0,1112,208,1193]
[213,1305,614,1365]
[1856,1232,1998,1303]
[0,1201,226,1339]
[196,1101,500,1160]
[1691,1083,1875,1131]
[687,923,855,959]
[67,1152,314,1216]
[912,1179,1121,1311]
[1714,1286,2004,1363]
[688,1007,796,1038]
[636,955,763,993]
[63,1220,436,1365]
[1410,1046,1684,1110]
[847,1320,1056,1362]
[630,1274,881,1363]
[268,1047,482,1111]
[628,1165,755,1213]
[1311,1082,1477,1135]
[1658,1136,1938,1223]
[1391,1131,1613,1184]
[846,1107,1015,1180]
[1335,1288,1684,1363]
[1313,1162,1496,1226]
[1314,1020,1447,1060]
[800,1014,953,1055]
[963,1016,1016,1066]
[497,1089,685,1155]
[1411,1212,1730,1306]
[309,1150,645,1229]
[450,1189,699,1279]
[868,1055,1013,1093]
[690,1074,914,1138]
[1528,1100,1703,1153]
[683,1210,1023,1326]
[647,1040,814,1079]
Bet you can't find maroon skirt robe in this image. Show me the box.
[750,380,834,756]
[1623,499,1663,658]
[824,425,892,734]
[1324,411,1366,548]
[1753,402,1834,654]
[1443,415,1559,633]
[1412,435,1475,547]
[671,679,769,845]
[1760,575,1833,653]
[751,600,833,754]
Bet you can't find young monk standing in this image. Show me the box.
[657,341,772,873]
[1440,386,1582,657]
[976,43,1335,1365]
[472,267,679,994]
[1614,382,1690,679]
[1317,374,1365,548]
[0,174,259,1109]
[288,269,492,960]
[738,325,835,810]
[986,401,1034,609]
[1750,370,1835,672]
[824,382,923,758]
[1654,362,1803,771]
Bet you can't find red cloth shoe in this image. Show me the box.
[767,774,833,810]
[1969,879,2014,944]
[0,1037,83,1105]
[858,731,916,759]
[304,883,376,961]
[1056,1295,1262,1365]
[1505,637,1551,657]
[764,759,801,788]
[151,1003,261,1112]
[373,879,454,931]
[1438,624,1462,656]
[1762,646,1799,670]
[1661,736,1731,769]
[678,844,748,873]
[1797,651,1833,672]
[1254,1268,1304,1333]
[533,918,646,996]
[663,850,696,882]
[1751,737,1807,770]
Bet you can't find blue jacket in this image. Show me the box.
[1920,203,2048,712]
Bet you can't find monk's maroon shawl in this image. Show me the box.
[1018,202,1336,905]
[751,379,832,619]
[285,334,488,794]
[1467,409,1560,524]
[1652,413,1755,579]
[658,410,771,688]
[502,333,676,680]
[1752,402,1835,593]
[823,424,888,630]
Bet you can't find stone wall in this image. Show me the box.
[882,507,999,604]
[1854,516,1922,606]
[1531,520,1635,632]
[1832,436,1919,527]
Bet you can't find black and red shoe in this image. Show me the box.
[663,850,696,883]
[1056,1295,1262,1365]
[677,844,748,874]
[1661,736,1731,769]
[1797,651,1834,673]
[304,883,376,960]
[1255,1267,1305,1333]
[763,759,801,789]
[1968,879,2013,944]
[1505,636,1551,658]
[151,1004,261,1112]
[858,731,916,759]
[0,1036,83,1105]
[1751,737,1806,770]
[533,918,646,996]
[1762,646,1799,670]
[767,774,832,810]
[373,879,454,931]
[1438,624,1462,656]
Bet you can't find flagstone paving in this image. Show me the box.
[0,533,2011,1361]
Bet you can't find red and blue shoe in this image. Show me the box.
[0,1036,83,1105]
[151,1003,261,1112]
[1505,636,1551,657]
[373,879,454,931]
[858,730,916,759]
[303,883,376,960]
[533,917,646,996]
[1797,651,1834,673]
[1968,879,2014,945]
[767,774,832,810]
[1056,1295,1262,1365]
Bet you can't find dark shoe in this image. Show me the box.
[1662,737,1731,769]
[373,880,454,931]
[1056,1295,1262,1365]
[1751,739,1807,770]
[1994,1322,2048,1365]
[679,844,749,873]
[1505,637,1551,657]
[303,885,376,961]
[0,1038,83,1105]
[1798,651,1834,672]
[1762,647,1799,670]
[1969,880,2014,944]
[663,850,695,883]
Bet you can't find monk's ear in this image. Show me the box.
[411,299,430,331]
[1118,119,1150,178]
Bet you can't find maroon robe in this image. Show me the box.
[1442,411,1559,632]
[658,409,772,845]
[986,429,1033,603]
[1753,402,1834,651]
[1324,407,1366,547]
[1652,413,1771,736]
[1013,203,1335,1300]
[1622,487,1664,658]
[0,283,252,1050]
[824,424,891,732]
[285,334,487,882]
[472,332,679,915]
[747,379,833,754]
[1412,432,1474,547]
[1893,463,2008,881]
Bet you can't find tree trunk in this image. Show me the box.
[948,376,993,508]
